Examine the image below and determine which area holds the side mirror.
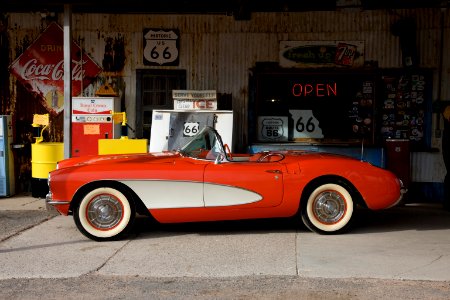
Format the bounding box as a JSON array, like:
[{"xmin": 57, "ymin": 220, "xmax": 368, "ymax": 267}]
[{"xmin": 214, "ymin": 153, "xmax": 225, "ymax": 164}]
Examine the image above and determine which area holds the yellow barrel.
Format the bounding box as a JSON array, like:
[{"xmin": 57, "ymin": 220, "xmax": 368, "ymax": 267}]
[{"xmin": 31, "ymin": 142, "xmax": 64, "ymax": 179}]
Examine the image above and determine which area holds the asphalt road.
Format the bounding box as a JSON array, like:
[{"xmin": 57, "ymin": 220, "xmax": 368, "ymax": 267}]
[{"xmin": 1, "ymin": 196, "xmax": 450, "ymax": 299}]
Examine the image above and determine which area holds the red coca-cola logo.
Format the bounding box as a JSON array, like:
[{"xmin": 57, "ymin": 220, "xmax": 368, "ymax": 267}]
[
  {"xmin": 21, "ymin": 59, "xmax": 86, "ymax": 81},
  {"xmin": 10, "ymin": 22, "xmax": 102, "ymax": 115}
]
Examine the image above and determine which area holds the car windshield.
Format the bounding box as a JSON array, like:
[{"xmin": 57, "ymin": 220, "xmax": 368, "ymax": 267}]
[{"xmin": 179, "ymin": 126, "xmax": 226, "ymax": 160}]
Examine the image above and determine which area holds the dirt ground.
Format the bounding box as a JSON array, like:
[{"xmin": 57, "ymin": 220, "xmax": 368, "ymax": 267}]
[{"xmin": 0, "ymin": 275, "xmax": 449, "ymax": 300}]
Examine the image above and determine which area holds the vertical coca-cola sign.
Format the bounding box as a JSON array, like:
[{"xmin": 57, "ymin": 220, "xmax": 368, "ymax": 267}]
[{"xmin": 10, "ymin": 22, "xmax": 102, "ymax": 115}]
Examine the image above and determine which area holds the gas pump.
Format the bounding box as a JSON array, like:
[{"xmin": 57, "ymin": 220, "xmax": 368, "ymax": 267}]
[{"xmin": 71, "ymin": 97, "xmax": 120, "ymax": 157}]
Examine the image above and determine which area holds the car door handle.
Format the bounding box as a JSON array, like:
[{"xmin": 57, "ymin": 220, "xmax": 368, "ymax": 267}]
[{"xmin": 265, "ymin": 169, "xmax": 282, "ymax": 174}]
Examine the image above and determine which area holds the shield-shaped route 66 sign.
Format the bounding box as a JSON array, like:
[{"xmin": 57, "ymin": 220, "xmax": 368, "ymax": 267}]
[
  {"xmin": 257, "ymin": 116, "xmax": 289, "ymax": 141},
  {"xmin": 143, "ymin": 29, "xmax": 180, "ymax": 66}
]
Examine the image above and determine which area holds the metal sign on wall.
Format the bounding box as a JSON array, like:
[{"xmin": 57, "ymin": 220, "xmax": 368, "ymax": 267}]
[
  {"xmin": 279, "ymin": 41, "xmax": 365, "ymax": 68},
  {"xmin": 172, "ymin": 90, "xmax": 217, "ymax": 110},
  {"xmin": 9, "ymin": 22, "xmax": 102, "ymax": 115},
  {"xmin": 257, "ymin": 116, "xmax": 289, "ymax": 142},
  {"xmin": 143, "ymin": 28, "xmax": 180, "ymax": 66}
]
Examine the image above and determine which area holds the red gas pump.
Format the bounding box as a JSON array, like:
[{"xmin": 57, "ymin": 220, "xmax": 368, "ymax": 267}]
[{"xmin": 71, "ymin": 97, "xmax": 120, "ymax": 157}]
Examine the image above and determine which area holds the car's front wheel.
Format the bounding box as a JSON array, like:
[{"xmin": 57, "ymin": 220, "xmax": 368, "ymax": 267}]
[
  {"xmin": 74, "ymin": 187, "xmax": 135, "ymax": 241},
  {"xmin": 301, "ymin": 182, "xmax": 354, "ymax": 234}
]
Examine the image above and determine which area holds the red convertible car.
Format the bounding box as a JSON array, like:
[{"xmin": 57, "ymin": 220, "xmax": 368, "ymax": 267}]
[{"xmin": 47, "ymin": 126, "xmax": 405, "ymax": 241}]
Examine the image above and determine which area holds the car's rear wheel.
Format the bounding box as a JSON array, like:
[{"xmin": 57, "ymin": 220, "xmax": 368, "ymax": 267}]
[
  {"xmin": 74, "ymin": 187, "xmax": 135, "ymax": 241},
  {"xmin": 301, "ymin": 182, "xmax": 354, "ymax": 234}
]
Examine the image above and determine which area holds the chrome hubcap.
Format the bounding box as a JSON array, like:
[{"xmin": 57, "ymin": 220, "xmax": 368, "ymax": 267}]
[
  {"xmin": 87, "ymin": 194, "xmax": 123, "ymax": 229},
  {"xmin": 313, "ymin": 191, "xmax": 346, "ymax": 224}
]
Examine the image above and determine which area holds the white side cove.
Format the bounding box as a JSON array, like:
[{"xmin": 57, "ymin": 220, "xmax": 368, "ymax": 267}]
[
  {"xmin": 119, "ymin": 180, "xmax": 262, "ymax": 209},
  {"xmin": 203, "ymin": 183, "xmax": 262, "ymax": 207}
]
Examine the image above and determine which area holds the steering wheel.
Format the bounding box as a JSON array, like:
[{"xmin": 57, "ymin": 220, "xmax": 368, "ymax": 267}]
[
  {"xmin": 224, "ymin": 144, "xmax": 233, "ymax": 160},
  {"xmin": 257, "ymin": 153, "xmax": 271, "ymax": 162},
  {"xmin": 257, "ymin": 153, "xmax": 284, "ymax": 162}
]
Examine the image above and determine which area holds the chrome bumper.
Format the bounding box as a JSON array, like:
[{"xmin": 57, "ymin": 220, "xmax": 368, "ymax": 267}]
[
  {"xmin": 387, "ymin": 180, "xmax": 408, "ymax": 208},
  {"xmin": 45, "ymin": 192, "xmax": 70, "ymax": 206}
]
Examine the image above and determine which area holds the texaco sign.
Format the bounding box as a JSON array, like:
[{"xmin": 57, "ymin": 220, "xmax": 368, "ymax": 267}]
[
  {"xmin": 10, "ymin": 22, "xmax": 102, "ymax": 115},
  {"xmin": 143, "ymin": 28, "xmax": 180, "ymax": 66}
]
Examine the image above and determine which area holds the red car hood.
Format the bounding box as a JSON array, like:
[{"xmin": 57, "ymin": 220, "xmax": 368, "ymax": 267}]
[{"xmin": 56, "ymin": 151, "xmax": 180, "ymax": 169}]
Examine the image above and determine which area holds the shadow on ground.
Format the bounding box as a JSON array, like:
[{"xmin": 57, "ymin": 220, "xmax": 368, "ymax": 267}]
[{"xmin": 128, "ymin": 203, "xmax": 450, "ymax": 240}]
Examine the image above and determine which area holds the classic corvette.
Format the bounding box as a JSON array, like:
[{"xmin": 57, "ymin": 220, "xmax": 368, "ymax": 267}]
[{"xmin": 46, "ymin": 126, "xmax": 406, "ymax": 241}]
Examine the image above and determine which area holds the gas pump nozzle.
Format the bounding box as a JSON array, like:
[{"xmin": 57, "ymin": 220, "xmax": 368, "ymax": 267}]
[
  {"xmin": 112, "ymin": 111, "xmax": 129, "ymax": 139},
  {"xmin": 31, "ymin": 114, "xmax": 50, "ymax": 144}
]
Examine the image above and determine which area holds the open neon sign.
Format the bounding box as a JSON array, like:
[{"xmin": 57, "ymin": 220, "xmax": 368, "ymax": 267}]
[{"xmin": 292, "ymin": 82, "xmax": 337, "ymax": 97}]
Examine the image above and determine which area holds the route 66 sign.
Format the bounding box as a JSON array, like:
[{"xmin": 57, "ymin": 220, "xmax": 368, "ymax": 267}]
[
  {"xmin": 183, "ymin": 122, "xmax": 200, "ymax": 137},
  {"xmin": 143, "ymin": 29, "xmax": 180, "ymax": 66},
  {"xmin": 257, "ymin": 116, "xmax": 288, "ymax": 141}
]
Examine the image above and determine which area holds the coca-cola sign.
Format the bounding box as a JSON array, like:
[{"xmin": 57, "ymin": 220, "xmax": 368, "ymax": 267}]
[{"xmin": 10, "ymin": 22, "xmax": 102, "ymax": 115}]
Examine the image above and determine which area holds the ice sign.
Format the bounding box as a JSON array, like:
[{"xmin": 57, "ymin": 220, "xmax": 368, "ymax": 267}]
[{"xmin": 143, "ymin": 29, "xmax": 180, "ymax": 66}]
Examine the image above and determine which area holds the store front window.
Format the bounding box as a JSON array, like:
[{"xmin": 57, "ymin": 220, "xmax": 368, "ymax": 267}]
[
  {"xmin": 251, "ymin": 70, "xmax": 377, "ymax": 145},
  {"xmin": 249, "ymin": 68, "xmax": 432, "ymax": 151}
]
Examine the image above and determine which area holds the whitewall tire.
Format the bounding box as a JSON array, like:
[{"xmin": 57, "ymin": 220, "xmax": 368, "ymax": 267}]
[
  {"xmin": 74, "ymin": 187, "xmax": 135, "ymax": 241},
  {"xmin": 301, "ymin": 182, "xmax": 354, "ymax": 234}
]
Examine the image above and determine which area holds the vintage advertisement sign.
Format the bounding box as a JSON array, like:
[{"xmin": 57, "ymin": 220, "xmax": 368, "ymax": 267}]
[
  {"xmin": 9, "ymin": 22, "xmax": 102, "ymax": 115},
  {"xmin": 172, "ymin": 90, "xmax": 217, "ymax": 110},
  {"xmin": 279, "ymin": 41, "xmax": 364, "ymax": 68},
  {"xmin": 72, "ymin": 97, "xmax": 114, "ymax": 115},
  {"xmin": 143, "ymin": 28, "xmax": 180, "ymax": 66},
  {"xmin": 289, "ymin": 110, "xmax": 324, "ymax": 139},
  {"xmin": 257, "ymin": 116, "xmax": 289, "ymax": 142}
]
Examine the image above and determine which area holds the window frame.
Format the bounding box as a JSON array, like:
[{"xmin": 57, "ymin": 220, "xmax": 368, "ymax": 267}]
[{"xmin": 136, "ymin": 69, "xmax": 186, "ymax": 138}]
